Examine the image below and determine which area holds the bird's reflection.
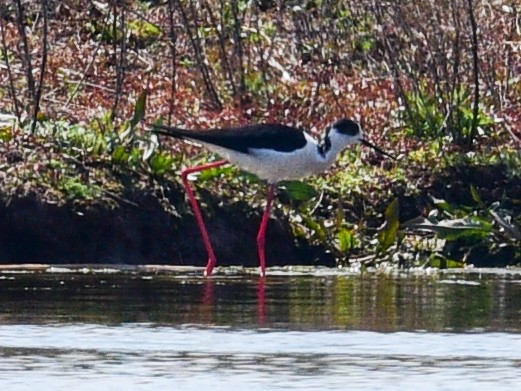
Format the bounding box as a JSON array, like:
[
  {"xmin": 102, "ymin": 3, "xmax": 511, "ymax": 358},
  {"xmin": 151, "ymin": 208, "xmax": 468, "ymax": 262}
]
[
  {"xmin": 257, "ymin": 276, "xmax": 266, "ymax": 325},
  {"xmin": 201, "ymin": 276, "xmax": 267, "ymax": 326}
]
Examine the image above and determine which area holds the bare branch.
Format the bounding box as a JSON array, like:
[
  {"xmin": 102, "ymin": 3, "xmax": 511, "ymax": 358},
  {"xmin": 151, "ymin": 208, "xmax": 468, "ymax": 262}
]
[
  {"xmin": 167, "ymin": 0, "xmax": 178, "ymax": 124},
  {"xmin": 110, "ymin": 3, "xmax": 127, "ymax": 120},
  {"xmin": 174, "ymin": 0, "xmax": 222, "ymax": 110},
  {"xmin": 203, "ymin": 0, "xmax": 237, "ymax": 98},
  {"xmin": 466, "ymin": 0, "xmax": 480, "ymax": 146},
  {"xmin": 13, "ymin": 0, "xmax": 36, "ymax": 122},
  {"xmin": 30, "ymin": 0, "xmax": 49, "ymax": 134},
  {"xmin": 0, "ymin": 4, "xmax": 22, "ymax": 122},
  {"xmin": 230, "ymin": 1, "xmax": 246, "ymax": 103}
]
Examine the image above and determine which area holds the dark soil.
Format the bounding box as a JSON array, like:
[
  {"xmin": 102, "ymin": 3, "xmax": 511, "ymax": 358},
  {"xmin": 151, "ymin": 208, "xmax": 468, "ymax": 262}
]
[
  {"xmin": 0, "ymin": 163, "xmax": 519, "ymax": 269},
  {"xmin": 0, "ymin": 187, "xmax": 335, "ymax": 268}
]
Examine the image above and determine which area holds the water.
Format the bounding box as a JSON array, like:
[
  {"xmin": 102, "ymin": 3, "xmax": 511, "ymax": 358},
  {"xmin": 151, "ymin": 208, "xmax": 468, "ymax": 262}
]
[{"xmin": 0, "ymin": 265, "xmax": 521, "ymax": 390}]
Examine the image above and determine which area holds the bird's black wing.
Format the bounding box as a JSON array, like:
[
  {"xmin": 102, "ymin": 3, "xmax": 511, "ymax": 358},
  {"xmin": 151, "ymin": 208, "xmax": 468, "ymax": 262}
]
[{"xmin": 152, "ymin": 123, "xmax": 308, "ymax": 153}]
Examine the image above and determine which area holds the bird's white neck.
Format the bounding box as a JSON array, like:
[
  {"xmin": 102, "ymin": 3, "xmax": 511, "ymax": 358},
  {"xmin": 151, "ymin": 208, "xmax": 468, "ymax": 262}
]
[{"xmin": 316, "ymin": 129, "xmax": 355, "ymax": 166}]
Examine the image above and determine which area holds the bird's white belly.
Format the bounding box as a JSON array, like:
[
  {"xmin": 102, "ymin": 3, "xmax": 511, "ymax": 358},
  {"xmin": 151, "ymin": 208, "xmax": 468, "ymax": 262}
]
[{"xmin": 203, "ymin": 143, "xmax": 330, "ymax": 184}]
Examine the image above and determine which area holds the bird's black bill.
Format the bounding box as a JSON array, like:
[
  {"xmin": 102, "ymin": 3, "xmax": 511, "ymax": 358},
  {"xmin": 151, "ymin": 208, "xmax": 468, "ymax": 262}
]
[{"xmin": 361, "ymin": 139, "xmax": 396, "ymax": 160}]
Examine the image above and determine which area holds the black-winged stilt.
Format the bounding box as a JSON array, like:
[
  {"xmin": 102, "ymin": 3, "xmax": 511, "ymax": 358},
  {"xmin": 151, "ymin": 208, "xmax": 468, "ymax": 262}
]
[{"xmin": 152, "ymin": 118, "xmax": 394, "ymax": 277}]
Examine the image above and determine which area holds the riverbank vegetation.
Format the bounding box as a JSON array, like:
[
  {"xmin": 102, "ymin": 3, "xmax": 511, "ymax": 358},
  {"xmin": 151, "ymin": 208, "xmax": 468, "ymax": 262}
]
[{"xmin": 0, "ymin": 1, "xmax": 520, "ymax": 268}]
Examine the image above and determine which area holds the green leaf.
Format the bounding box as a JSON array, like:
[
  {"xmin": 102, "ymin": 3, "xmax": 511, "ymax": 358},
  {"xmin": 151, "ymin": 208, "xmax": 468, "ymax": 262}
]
[
  {"xmin": 470, "ymin": 185, "xmax": 485, "ymax": 208},
  {"xmin": 338, "ymin": 228, "xmax": 354, "ymax": 253},
  {"xmin": 378, "ymin": 198, "xmax": 400, "ymax": 251},
  {"xmin": 148, "ymin": 152, "xmax": 174, "ymax": 176},
  {"xmin": 431, "ymin": 196, "xmax": 454, "ymax": 214},
  {"xmin": 403, "ymin": 216, "xmax": 493, "ymax": 241},
  {"xmin": 489, "ymin": 210, "xmax": 521, "ymax": 240},
  {"xmin": 129, "ymin": 20, "xmax": 161, "ymax": 41},
  {"xmin": 303, "ymin": 216, "xmax": 327, "ymax": 241},
  {"xmin": 198, "ymin": 166, "xmax": 236, "ymax": 181},
  {"xmin": 428, "ymin": 254, "xmax": 464, "ymax": 268},
  {"xmin": 130, "ymin": 90, "xmax": 147, "ymax": 129},
  {"xmin": 335, "ymin": 200, "xmax": 345, "ymax": 230},
  {"xmin": 280, "ymin": 181, "xmax": 318, "ymax": 202},
  {"xmin": 112, "ymin": 145, "xmax": 130, "ymax": 163},
  {"xmin": 0, "ymin": 127, "xmax": 14, "ymax": 142}
]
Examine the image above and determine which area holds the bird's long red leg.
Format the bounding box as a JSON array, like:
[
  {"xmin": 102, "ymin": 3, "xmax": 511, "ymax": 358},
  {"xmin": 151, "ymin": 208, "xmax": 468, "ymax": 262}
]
[
  {"xmin": 257, "ymin": 184, "xmax": 276, "ymax": 277},
  {"xmin": 181, "ymin": 159, "xmax": 228, "ymax": 277}
]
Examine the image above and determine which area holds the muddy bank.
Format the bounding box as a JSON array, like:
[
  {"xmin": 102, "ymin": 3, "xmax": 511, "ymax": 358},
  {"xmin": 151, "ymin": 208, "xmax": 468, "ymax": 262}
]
[
  {"xmin": 0, "ymin": 188, "xmax": 335, "ymax": 268},
  {"xmin": 0, "ymin": 161, "xmax": 519, "ymax": 269}
]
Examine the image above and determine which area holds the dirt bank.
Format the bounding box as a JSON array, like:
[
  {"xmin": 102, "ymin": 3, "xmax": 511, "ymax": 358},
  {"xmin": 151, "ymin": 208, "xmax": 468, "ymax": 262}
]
[{"xmin": 0, "ymin": 188, "xmax": 335, "ymax": 268}]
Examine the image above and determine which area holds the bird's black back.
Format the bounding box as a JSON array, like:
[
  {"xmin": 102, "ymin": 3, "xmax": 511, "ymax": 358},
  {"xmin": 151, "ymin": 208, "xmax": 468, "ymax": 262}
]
[{"xmin": 152, "ymin": 123, "xmax": 308, "ymax": 153}]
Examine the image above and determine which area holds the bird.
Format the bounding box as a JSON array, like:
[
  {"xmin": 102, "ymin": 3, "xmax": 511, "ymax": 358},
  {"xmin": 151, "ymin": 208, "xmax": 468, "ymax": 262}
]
[{"xmin": 151, "ymin": 118, "xmax": 395, "ymax": 277}]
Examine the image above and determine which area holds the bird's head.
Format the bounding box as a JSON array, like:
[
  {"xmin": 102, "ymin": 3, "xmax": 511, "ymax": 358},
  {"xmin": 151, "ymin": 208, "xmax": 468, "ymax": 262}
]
[
  {"xmin": 328, "ymin": 118, "xmax": 395, "ymax": 160},
  {"xmin": 329, "ymin": 118, "xmax": 363, "ymax": 144}
]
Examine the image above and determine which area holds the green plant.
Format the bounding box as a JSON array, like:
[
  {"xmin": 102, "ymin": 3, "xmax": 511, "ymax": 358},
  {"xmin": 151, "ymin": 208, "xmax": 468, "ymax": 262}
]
[
  {"xmin": 58, "ymin": 176, "xmax": 103, "ymax": 200},
  {"xmin": 128, "ymin": 20, "xmax": 161, "ymax": 46},
  {"xmin": 148, "ymin": 152, "xmax": 175, "ymax": 176},
  {"xmin": 403, "ymin": 186, "xmax": 521, "ymax": 264},
  {"xmin": 402, "ymin": 84, "xmax": 495, "ymax": 144},
  {"xmin": 378, "ymin": 198, "xmax": 400, "ymax": 252}
]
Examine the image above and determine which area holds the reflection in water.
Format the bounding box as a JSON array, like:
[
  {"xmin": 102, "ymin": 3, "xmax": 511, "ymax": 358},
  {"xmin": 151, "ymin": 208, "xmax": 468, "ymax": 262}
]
[
  {"xmin": 1, "ymin": 267, "xmax": 521, "ymax": 391},
  {"xmin": 201, "ymin": 276, "xmax": 267, "ymax": 325},
  {"xmin": 1, "ymin": 325, "xmax": 520, "ymax": 391},
  {"xmin": 0, "ymin": 267, "xmax": 520, "ymax": 331}
]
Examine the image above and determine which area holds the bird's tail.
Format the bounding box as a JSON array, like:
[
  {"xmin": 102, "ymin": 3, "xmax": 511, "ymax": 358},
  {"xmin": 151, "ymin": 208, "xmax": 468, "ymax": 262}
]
[{"xmin": 148, "ymin": 123, "xmax": 190, "ymax": 140}]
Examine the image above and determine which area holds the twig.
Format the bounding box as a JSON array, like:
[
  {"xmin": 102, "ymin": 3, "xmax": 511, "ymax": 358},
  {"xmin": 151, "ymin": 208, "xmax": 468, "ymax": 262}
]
[
  {"xmin": 102, "ymin": 189, "xmax": 139, "ymax": 208},
  {"xmin": 14, "ymin": 0, "xmax": 36, "ymax": 126},
  {"xmin": 230, "ymin": 1, "xmax": 246, "ymax": 104},
  {"xmin": 175, "ymin": 0, "xmax": 222, "ymax": 110},
  {"xmin": 0, "ymin": 4, "xmax": 22, "ymax": 122},
  {"xmin": 204, "ymin": 0, "xmax": 237, "ymax": 98},
  {"xmin": 63, "ymin": 16, "xmax": 107, "ymax": 109},
  {"xmin": 253, "ymin": 5, "xmax": 271, "ymax": 109},
  {"xmin": 502, "ymin": 2, "xmax": 518, "ymax": 108},
  {"xmin": 448, "ymin": 0, "xmax": 462, "ymax": 140},
  {"xmin": 30, "ymin": 0, "xmax": 48, "ymax": 134},
  {"xmin": 501, "ymin": 121, "xmax": 521, "ymax": 145},
  {"xmin": 466, "ymin": 0, "xmax": 480, "ymax": 147},
  {"xmin": 110, "ymin": 3, "xmax": 127, "ymax": 120},
  {"xmin": 167, "ymin": 0, "xmax": 178, "ymax": 124},
  {"xmin": 309, "ymin": 189, "xmax": 324, "ymax": 215},
  {"xmin": 371, "ymin": 2, "xmax": 415, "ymax": 128}
]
